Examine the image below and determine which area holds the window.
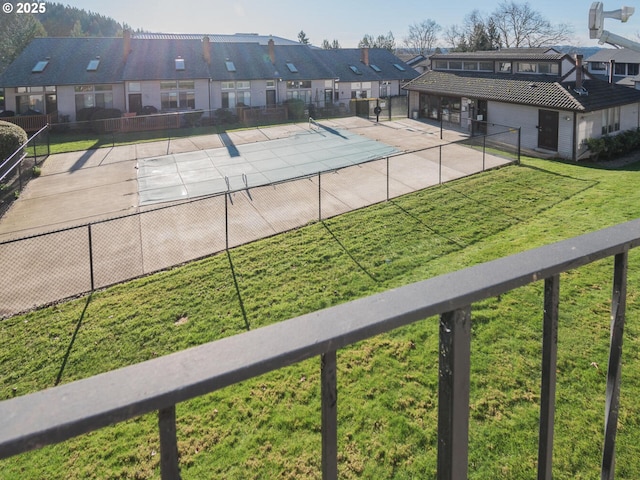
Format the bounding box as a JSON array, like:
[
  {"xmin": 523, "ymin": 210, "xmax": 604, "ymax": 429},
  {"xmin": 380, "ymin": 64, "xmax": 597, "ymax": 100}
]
[
  {"xmin": 464, "ymin": 62, "xmax": 478, "ymax": 71},
  {"xmin": 518, "ymin": 62, "xmax": 536, "ymax": 73},
  {"xmin": 32, "ymin": 60, "xmax": 49, "ymax": 73},
  {"xmin": 538, "ymin": 63, "xmax": 559, "ymax": 75},
  {"xmin": 602, "ymin": 107, "xmax": 620, "ymax": 134},
  {"xmin": 221, "ymin": 81, "xmax": 251, "ymax": 108},
  {"xmin": 286, "ymin": 62, "xmax": 298, "ymax": 73},
  {"xmin": 393, "ymin": 63, "xmax": 406, "ymax": 71},
  {"xmin": 516, "ymin": 62, "xmax": 559, "ymax": 75},
  {"xmin": 434, "ymin": 60, "xmax": 448, "ymax": 70},
  {"xmin": 498, "ymin": 62, "xmax": 512, "ymax": 73},
  {"xmin": 349, "ymin": 65, "xmax": 362, "ymax": 75},
  {"xmin": 75, "ymin": 85, "xmax": 113, "ymax": 114},
  {"xmin": 449, "ymin": 61, "xmax": 462, "ymax": 70},
  {"xmin": 225, "ymin": 61, "xmax": 236, "ymax": 72},
  {"xmin": 87, "ymin": 59, "xmax": 100, "ymax": 71},
  {"xmin": 614, "ymin": 63, "xmax": 626, "ymax": 75},
  {"xmin": 479, "ymin": 62, "xmax": 493, "ymax": 71},
  {"xmin": 628, "ymin": 64, "xmax": 639, "ymax": 76},
  {"xmin": 350, "ymin": 81, "xmax": 371, "ymax": 99},
  {"xmin": 591, "ymin": 61, "xmax": 607, "ymax": 71},
  {"xmin": 370, "ymin": 64, "xmax": 381, "ymax": 72},
  {"xmin": 160, "ymin": 81, "xmax": 195, "ymax": 110},
  {"xmin": 287, "ymin": 80, "xmax": 311, "ymax": 89},
  {"xmin": 128, "ymin": 82, "xmax": 141, "ymax": 93},
  {"xmin": 15, "ymin": 85, "xmax": 56, "ymax": 114},
  {"xmin": 286, "ymin": 79, "xmax": 311, "ymax": 102},
  {"xmin": 175, "ymin": 58, "xmax": 185, "ymax": 71}
]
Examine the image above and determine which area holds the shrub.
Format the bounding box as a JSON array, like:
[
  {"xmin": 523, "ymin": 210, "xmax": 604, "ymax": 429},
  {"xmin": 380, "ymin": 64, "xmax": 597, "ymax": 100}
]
[
  {"xmin": 90, "ymin": 108, "xmax": 122, "ymax": 134},
  {"xmin": 0, "ymin": 120, "xmax": 28, "ymax": 162},
  {"xmin": 213, "ymin": 108, "xmax": 238, "ymax": 126},
  {"xmin": 283, "ymin": 98, "xmax": 306, "ymax": 120},
  {"xmin": 586, "ymin": 128, "xmax": 640, "ymax": 161}
]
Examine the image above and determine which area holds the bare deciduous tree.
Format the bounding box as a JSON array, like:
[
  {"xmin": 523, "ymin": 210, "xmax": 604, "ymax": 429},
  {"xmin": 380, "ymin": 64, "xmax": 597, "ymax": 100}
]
[
  {"xmin": 491, "ymin": 1, "xmax": 573, "ymax": 47},
  {"xmin": 321, "ymin": 39, "xmax": 341, "ymax": 50},
  {"xmin": 358, "ymin": 32, "xmax": 396, "ymax": 52},
  {"xmin": 404, "ymin": 19, "xmax": 441, "ymax": 56}
]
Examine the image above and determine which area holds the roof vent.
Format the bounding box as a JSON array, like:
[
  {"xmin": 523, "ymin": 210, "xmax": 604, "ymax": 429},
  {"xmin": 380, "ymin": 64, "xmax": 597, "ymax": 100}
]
[{"xmin": 573, "ymin": 86, "xmax": 589, "ymax": 96}]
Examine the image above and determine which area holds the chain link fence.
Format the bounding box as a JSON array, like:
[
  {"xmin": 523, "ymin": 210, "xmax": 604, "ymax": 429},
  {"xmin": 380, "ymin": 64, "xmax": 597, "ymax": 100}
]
[{"xmin": 0, "ymin": 125, "xmax": 520, "ymax": 318}]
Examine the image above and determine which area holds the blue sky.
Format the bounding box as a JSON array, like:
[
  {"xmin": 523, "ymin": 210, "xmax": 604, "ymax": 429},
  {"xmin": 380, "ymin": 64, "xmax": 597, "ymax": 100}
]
[{"xmin": 46, "ymin": 0, "xmax": 639, "ymax": 47}]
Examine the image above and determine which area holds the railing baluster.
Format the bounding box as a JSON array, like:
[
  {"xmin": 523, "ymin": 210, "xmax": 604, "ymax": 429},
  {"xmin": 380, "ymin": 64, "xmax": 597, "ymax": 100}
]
[
  {"xmin": 321, "ymin": 350, "xmax": 338, "ymax": 480},
  {"xmin": 437, "ymin": 306, "xmax": 471, "ymax": 480},
  {"xmin": 602, "ymin": 251, "xmax": 628, "ymax": 480},
  {"xmin": 538, "ymin": 274, "xmax": 560, "ymax": 480},
  {"xmin": 159, "ymin": 405, "xmax": 181, "ymax": 480}
]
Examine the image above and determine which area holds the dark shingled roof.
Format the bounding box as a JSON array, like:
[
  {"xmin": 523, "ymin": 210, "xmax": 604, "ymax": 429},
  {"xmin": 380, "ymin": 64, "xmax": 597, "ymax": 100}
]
[
  {"xmin": 315, "ymin": 49, "xmax": 419, "ymax": 82},
  {"xmin": 123, "ymin": 39, "xmax": 211, "ymax": 81},
  {"xmin": 0, "ymin": 37, "xmax": 125, "ymax": 87},
  {"xmin": 0, "ymin": 37, "xmax": 423, "ymax": 88},
  {"xmin": 403, "ymin": 70, "xmax": 640, "ymax": 112}
]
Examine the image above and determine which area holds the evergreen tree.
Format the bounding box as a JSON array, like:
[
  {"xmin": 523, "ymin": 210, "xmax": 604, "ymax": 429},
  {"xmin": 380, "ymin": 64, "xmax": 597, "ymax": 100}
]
[{"xmin": 298, "ymin": 30, "xmax": 310, "ymax": 45}]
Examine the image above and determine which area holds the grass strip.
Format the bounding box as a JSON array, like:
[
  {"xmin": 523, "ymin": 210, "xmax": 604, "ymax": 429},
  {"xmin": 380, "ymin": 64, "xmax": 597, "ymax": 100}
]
[{"xmin": 1, "ymin": 157, "xmax": 639, "ymax": 478}]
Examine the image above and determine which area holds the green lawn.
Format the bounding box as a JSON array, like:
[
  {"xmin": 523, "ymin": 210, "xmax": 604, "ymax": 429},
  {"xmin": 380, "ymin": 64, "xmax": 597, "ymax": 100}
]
[{"xmin": 1, "ymin": 156, "xmax": 640, "ymax": 478}]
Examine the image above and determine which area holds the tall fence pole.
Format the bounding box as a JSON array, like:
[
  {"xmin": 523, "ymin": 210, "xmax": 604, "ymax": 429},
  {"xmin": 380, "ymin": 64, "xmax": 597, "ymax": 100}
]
[
  {"xmin": 225, "ymin": 193, "xmax": 229, "ymax": 251},
  {"xmin": 318, "ymin": 172, "xmax": 322, "ymax": 222},
  {"xmin": 482, "ymin": 135, "xmax": 486, "ymax": 171},
  {"xmin": 88, "ymin": 224, "xmax": 95, "ymax": 292},
  {"xmin": 439, "ymin": 145, "xmax": 442, "ymax": 185},
  {"xmin": 386, "ymin": 157, "xmax": 389, "ymax": 201},
  {"xmin": 518, "ymin": 127, "xmax": 522, "ymax": 165}
]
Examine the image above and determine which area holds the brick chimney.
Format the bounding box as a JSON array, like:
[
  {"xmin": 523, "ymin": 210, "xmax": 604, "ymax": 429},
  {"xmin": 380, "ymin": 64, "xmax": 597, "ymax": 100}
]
[
  {"xmin": 575, "ymin": 54, "xmax": 583, "ymax": 89},
  {"xmin": 268, "ymin": 38, "xmax": 275, "ymax": 64},
  {"xmin": 361, "ymin": 47, "xmax": 369, "ymax": 66},
  {"xmin": 123, "ymin": 29, "xmax": 131, "ymax": 61},
  {"xmin": 202, "ymin": 36, "xmax": 211, "ymax": 64}
]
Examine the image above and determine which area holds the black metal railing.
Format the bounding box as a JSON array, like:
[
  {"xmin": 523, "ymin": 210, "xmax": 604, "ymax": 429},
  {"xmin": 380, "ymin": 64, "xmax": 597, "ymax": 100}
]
[
  {"xmin": 0, "ymin": 218, "xmax": 638, "ymax": 479},
  {"xmin": 0, "ymin": 124, "xmax": 50, "ymax": 217}
]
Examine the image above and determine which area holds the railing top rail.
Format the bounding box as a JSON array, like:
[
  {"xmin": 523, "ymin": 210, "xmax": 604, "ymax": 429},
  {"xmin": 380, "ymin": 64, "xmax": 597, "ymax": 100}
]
[{"xmin": 1, "ymin": 218, "xmax": 639, "ymax": 460}]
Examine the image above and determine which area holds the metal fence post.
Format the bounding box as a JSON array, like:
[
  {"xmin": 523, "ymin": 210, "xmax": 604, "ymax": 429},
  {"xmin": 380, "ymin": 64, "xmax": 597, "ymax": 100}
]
[
  {"xmin": 225, "ymin": 193, "xmax": 229, "ymax": 251},
  {"xmin": 517, "ymin": 127, "xmax": 522, "ymax": 165},
  {"xmin": 538, "ymin": 275, "xmax": 559, "ymax": 480},
  {"xmin": 88, "ymin": 224, "xmax": 95, "ymax": 292},
  {"xmin": 321, "ymin": 351, "xmax": 338, "ymax": 480},
  {"xmin": 318, "ymin": 172, "xmax": 322, "ymax": 222},
  {"xmin": 602, "ymin": 251, "xmax": 628, "ymax": 480},
  {"xmin": 439, "ymin": 145, "xmax": 442, "ymax": 185},
  {"xmin": 159, "ymin": 406, "xmax": 181, "ymax": 480},
  {"xmin": 386, "ymin": 156, "xmax": 389, "ymax": 201},
  {"xmin": 482, "ymin": 135, "xmax": 486, "ymax": 171},
  {"xmin": 437, "ymin": 306, "xmax": 471, "ymax": 480}
]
